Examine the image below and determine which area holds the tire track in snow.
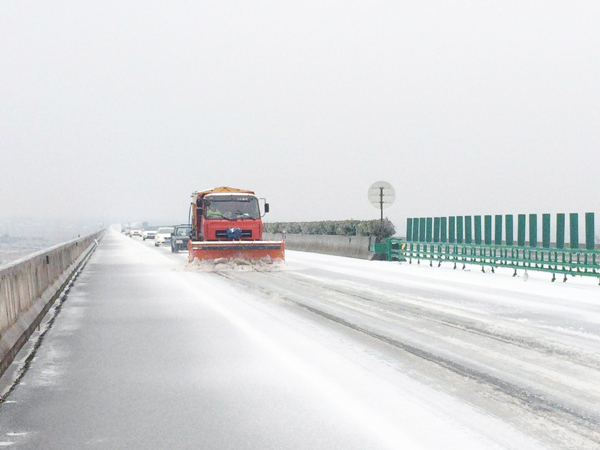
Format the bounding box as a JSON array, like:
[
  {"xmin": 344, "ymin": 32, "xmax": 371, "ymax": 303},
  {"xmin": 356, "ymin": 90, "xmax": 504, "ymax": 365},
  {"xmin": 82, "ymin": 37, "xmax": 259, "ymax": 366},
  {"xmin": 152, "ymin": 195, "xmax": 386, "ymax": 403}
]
[
  {"xmin": 215, "ymin": 271, "xmax": 600, "ymax": 445},
  {"xmin": 269, "ymin": 272, "xmax": 600, "ymax": 371}
]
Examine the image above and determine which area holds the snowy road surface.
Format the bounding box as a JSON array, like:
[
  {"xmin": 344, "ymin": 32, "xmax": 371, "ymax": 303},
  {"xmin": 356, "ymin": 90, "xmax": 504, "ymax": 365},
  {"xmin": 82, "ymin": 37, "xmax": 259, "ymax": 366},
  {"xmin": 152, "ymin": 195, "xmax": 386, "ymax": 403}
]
[{"xmin": 0, "ymin": 230, "xmax": 599, "ymax": 449}]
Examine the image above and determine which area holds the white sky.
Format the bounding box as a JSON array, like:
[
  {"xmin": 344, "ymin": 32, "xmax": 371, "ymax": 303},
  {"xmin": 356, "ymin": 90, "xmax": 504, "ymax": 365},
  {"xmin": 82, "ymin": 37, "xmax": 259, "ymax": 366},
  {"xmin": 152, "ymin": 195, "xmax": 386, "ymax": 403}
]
[{"xmin": 1, "ymin": 1, "xmax": 599, "ymax": 233}]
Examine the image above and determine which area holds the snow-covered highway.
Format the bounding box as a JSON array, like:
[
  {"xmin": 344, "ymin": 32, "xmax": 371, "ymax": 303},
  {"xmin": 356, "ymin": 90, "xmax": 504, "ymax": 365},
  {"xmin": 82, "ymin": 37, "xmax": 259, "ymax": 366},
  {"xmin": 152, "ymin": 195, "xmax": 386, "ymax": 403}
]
[{"xmin": 0, "ymin": 230, "xmax": 598, "ymax": 449}]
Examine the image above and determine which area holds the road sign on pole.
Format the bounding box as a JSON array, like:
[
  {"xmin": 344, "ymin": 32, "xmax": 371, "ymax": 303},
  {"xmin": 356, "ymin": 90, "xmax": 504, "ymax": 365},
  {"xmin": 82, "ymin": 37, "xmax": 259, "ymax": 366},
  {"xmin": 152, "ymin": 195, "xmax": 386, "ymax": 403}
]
[{"xmin": 368, "ymin": 181, "xmax": 395, "ymax": 221}]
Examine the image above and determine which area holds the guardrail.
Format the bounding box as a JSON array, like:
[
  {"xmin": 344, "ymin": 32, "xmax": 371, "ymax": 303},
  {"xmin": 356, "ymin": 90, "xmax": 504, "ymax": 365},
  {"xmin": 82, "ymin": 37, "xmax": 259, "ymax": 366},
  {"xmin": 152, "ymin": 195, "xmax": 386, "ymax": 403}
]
[
  {"xmin": 0, "ymin": 231, "xmax": 103, "ymax": 376},
  {"xmin": 371, "ymin": 212, "xmax": 600, "ymax": 283}
]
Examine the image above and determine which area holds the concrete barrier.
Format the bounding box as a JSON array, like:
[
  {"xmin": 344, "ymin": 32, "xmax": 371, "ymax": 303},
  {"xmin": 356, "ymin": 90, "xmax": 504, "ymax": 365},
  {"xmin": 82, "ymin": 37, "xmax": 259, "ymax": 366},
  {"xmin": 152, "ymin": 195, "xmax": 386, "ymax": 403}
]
[
  {"xmin": 0, "ymin": 232, "xmax": 103, "ymax": 377},
  {"xmin": 264, "ymin": 233, "xmax": 376, "ymax": 260}
]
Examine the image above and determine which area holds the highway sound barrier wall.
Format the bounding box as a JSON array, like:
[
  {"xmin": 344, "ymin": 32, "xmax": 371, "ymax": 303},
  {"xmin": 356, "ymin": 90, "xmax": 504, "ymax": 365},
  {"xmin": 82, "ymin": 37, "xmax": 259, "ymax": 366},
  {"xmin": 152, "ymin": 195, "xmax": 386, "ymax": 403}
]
[
  {"xmin": 0, "ymin": 232, "xmax": 103, "ymax": 377},
  {"xmin": 405, "ymin": 212, "xmax": 597, "ymax": 250},
  {"xmin": 378, "ymin": 212, "xmax": 599, "ymax": 281}
]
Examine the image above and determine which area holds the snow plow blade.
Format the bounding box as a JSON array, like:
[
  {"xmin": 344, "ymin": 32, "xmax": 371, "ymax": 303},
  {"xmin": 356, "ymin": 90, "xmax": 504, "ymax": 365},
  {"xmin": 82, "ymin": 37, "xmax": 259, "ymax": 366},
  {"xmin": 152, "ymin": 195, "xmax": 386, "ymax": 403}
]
[{"xmin": 188, "ymin": 240, "xmax": 285, "ymax": 263}]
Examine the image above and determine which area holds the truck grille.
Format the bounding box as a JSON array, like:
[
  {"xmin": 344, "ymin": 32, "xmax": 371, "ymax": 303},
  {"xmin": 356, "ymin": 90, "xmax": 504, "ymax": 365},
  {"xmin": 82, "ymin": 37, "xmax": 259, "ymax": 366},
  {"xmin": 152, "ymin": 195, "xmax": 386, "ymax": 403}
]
[{"xmin": 215, "ymin": 229, "xmax": 253, "ymax": 239}]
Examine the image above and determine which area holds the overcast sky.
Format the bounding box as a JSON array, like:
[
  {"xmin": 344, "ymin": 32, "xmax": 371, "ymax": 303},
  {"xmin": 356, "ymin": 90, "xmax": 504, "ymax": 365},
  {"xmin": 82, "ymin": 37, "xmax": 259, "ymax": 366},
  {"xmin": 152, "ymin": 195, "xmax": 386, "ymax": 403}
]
[{"xmin": 1, "ymin": 1, "xmax": 598, "ymax": 233}]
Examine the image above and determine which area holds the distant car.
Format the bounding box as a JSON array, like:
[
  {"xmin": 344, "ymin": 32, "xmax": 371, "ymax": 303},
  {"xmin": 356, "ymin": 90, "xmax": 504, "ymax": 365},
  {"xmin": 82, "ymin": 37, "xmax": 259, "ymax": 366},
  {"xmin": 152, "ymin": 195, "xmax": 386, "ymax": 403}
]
[
  {"xmin": 124, "ymin": 228, "xmax": 132, "ymax": 236},
  {"xmin": 142, "ymin": 228, "xmax": 157, "ymax": 240},
  {"xmin": 155, "ymin": 227, "xmax": 175, "ymax": 246},
  {"xmin": 171, "ymin": 225, "xmax": 191, "ymax": 253},
  {"xmin": 131, "ymin": 228, "xmax": 142, "ymax": 237}
]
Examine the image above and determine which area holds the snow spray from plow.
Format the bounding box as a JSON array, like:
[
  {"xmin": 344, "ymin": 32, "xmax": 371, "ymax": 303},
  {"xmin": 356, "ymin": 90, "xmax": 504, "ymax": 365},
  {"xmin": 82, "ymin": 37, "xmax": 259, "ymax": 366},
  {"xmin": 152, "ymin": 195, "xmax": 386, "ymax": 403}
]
[{"xmin": 185, "ymin": 256, "xmax": 285, "ymax": 272}]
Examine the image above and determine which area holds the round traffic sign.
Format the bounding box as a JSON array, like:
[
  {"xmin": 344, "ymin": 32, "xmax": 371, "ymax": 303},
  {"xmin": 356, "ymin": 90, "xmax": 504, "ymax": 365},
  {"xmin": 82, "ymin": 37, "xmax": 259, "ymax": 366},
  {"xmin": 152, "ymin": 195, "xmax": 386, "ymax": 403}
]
[{"xmin": 368, "ymin": 181, "xmax": 395, "ymax": 209}]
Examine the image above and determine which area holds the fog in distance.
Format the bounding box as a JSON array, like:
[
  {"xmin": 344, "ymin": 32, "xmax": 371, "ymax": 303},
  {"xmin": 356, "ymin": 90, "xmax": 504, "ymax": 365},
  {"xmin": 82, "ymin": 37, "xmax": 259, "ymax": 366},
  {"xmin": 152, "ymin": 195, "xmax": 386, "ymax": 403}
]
[{"xmin": 1, "ymin": 1, "xmax": 599, "ymax": 237}]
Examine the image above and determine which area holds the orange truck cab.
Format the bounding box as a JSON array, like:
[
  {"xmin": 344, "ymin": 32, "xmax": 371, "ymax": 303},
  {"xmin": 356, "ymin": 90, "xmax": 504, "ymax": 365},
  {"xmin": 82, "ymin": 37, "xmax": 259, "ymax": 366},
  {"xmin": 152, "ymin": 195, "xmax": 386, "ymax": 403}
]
[{"xmin": 188, "ymin": 187, "xmax": 284, "ymax": 262}]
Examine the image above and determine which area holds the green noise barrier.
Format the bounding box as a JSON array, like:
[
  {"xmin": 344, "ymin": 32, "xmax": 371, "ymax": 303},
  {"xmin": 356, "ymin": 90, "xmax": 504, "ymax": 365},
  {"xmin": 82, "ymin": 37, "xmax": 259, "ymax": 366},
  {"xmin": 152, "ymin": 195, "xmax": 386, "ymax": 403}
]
[{"xmin": 373, "ymin": 212, "xmax": 599, "ymax": 283}]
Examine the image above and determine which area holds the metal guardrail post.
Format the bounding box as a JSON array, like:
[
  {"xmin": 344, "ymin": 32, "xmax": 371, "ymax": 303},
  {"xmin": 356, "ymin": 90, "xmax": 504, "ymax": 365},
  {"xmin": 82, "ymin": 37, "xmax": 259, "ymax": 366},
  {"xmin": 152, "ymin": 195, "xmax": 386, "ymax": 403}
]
[
  {"xmin": 413, "ymin": 218, "xmax": 419, "ymax": 242},
  {"xmin": 518, "ymin": 215, "xmax": 526, "ymax": 247},
  {"xmin": 465, "ymin": 216, "xmax": 472, "ymax": 244},
  {"xmin": 529, "ymin": 214, "xmax": 538, "ymax": 248},
  {"xmin": 457, "ymin": 216, "xmax": 464, "ymax": 244},
  {"xmin": 506, "ymin": 215, "xmax": 514, "ymax": 246},
  {"xmin": 570, "ymin": 213, "xmax": 579, "ymax": 249},
  {"xmin": 484, "ymin": 215, "xmax": 492, "ymax": 245},
  {"xmin": 426, "ymin": 218, "xmax": 433, "ymax": 243},
  {"xmin": 449, "ymin": 217, "xmax": 456, "ymax": 244},
  {"xmin": 556, "ymin": 214, "xmax": 565, "ymax": 249},
  {"xmin": 543, "ymin": 214, "xmax": 551, "ymax": 248},
  {"xmin": 494, "ymin": 215, "xmax": 502, "ymax": 246},
  {"xmin": 474, "ymin": 216, "xmax": 482, "ymax": 245},
  {"xmin": 586, "ymin": 212, "xmax": 595, "ymax": 250},
  {"xmin": 440, "ymin": 217, "xmax": 448, "ymax": 243}
]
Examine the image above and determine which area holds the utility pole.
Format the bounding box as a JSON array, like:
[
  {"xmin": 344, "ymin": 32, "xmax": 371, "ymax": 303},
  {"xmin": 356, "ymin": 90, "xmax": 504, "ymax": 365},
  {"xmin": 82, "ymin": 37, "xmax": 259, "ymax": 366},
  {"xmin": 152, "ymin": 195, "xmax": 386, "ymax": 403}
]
[
  {"xmin": 369, "ymin": 181, "xmax": 395, "ymax": 243},
  {"xmin": 380, "ymin": 187, "xmax": 384, "ymax": 222}
]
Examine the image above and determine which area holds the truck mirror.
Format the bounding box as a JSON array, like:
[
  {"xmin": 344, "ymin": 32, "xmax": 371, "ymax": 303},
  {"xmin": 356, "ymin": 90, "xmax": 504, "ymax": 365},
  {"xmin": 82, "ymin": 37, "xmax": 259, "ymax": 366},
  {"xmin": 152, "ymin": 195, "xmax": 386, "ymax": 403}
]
[{"xmin": 265, "ymin": 203, "xmax": 270, "ymax": 213}]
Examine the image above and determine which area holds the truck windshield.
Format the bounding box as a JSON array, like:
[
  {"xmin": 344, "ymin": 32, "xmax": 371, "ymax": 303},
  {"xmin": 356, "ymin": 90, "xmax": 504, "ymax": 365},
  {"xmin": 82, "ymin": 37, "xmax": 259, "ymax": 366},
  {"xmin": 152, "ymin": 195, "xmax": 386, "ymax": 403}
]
[{"xmin": 205, "ymin": 196, "xmax": 260, "ymax": 220}]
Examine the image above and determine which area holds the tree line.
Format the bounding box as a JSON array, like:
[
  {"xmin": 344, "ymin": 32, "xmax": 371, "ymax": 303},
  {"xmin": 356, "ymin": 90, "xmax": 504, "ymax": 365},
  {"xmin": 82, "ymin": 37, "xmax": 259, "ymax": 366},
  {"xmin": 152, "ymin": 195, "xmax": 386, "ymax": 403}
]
[{"xmin": 264, "ymin": 219, "xmax": 395, "ymax": 239}]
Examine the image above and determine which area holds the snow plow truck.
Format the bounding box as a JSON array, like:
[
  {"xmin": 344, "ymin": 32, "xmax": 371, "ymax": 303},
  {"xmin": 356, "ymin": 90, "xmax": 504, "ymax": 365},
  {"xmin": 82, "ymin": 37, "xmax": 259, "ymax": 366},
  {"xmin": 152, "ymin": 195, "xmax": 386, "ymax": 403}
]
[{"xmin": 188, "ymin": 187, "xmax": 285, "ymax": 262}]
